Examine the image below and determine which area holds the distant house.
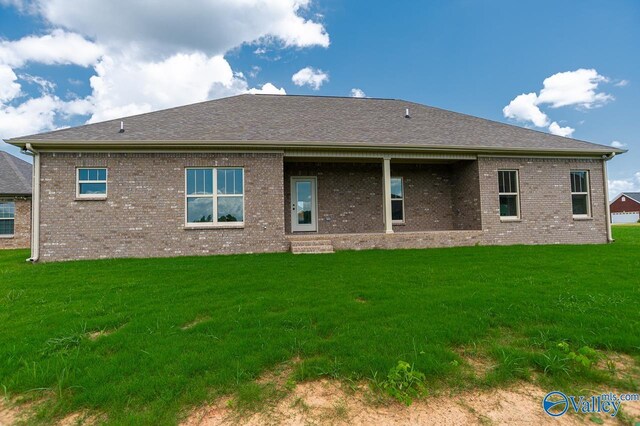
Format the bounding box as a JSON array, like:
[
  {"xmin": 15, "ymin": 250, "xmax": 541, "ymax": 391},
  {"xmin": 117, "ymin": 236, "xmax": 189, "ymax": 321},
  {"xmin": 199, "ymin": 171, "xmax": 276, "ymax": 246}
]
[
  {"xmin": 6, "ymin": 94, "xmax": 625, "ymax": 262},
  {"xmin": 0, "ymin": 151, "xmax": 32, "ymax": 249},
  {"xmin": 610, "ymin": 192, "xmax": 640, "ymax": 224}
]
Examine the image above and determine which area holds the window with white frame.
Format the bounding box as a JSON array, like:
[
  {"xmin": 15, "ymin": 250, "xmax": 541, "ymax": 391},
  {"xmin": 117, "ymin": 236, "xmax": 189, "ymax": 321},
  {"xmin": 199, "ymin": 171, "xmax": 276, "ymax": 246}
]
[
  {"xmin": 390, "ymin": 177, "xmax": 404, "ymax": 223},
  {"xmin": 570, "ymin": 170, "xmax": 591, "ymax": 217},
  {"xmin": 185, "ymin": 168, "xmax": 244, "ymax": 225},
  {"xmin": 77, "ymin": 168, "xmax": 107, "ymax": 198},
  {"xmin": 498, "ymin": 170, "xmax": 519, "ymax": 219},
  {"xmin": 0, "ymin": 201, "xmax": 15, "ymax": 236}
]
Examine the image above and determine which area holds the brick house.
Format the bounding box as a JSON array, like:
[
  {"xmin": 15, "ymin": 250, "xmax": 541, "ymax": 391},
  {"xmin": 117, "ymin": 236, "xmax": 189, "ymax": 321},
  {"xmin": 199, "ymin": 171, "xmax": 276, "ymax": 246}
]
[
  {"xmin": 0, "ymin": 151, "xmax": 32, "ymax": 249},
  {"xmin": 610, "ymin": 192, "xmax": 640, "ymax": 224},
  {"xmin": 6, "ymin": 94, "xmax": 624, "ymax": 262}
]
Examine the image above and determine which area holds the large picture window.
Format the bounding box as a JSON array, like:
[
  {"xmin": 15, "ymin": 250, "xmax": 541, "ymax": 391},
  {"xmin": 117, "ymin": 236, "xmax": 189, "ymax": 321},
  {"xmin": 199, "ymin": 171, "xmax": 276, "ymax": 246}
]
[
  {"xmin": 0, "ymin": 201, "xmax": 15, "ymax": 236},
  {"xmin": 77, "ymin": 168, "xmax": 107, "ymax": 198},
  {"xmin": 570, "ymin": 171, "xmax": 591, "ymax": 217},
  {"xmin": 186, "ymin": 168, "xmax": 244, "ymax": 226},
  {"xmin": 498, "ymin": 170, "xmax": 519, "ymax": 219},
  {"xmin": 391, "ymin": 177, "xmax": 404, "ymax": 223}
]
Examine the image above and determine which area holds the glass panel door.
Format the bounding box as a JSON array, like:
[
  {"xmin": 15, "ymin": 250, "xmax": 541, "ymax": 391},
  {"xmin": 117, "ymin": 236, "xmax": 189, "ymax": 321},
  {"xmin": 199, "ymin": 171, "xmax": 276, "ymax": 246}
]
[{"xmin": 291, "ymin": 177, "xmax": 317, "ymax": 232}]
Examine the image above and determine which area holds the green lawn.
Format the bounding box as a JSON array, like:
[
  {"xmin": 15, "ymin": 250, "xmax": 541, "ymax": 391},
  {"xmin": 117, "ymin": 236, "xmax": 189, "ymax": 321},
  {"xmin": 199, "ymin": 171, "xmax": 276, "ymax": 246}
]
[{"xmin": 1, "ymin": 227, "xmax": 639, "ymax": 424}]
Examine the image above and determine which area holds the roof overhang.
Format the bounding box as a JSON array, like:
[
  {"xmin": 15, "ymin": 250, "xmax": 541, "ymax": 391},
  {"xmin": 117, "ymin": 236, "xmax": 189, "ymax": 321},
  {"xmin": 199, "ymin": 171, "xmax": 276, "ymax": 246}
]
[{"xmin": 6, "ymin": 139, "xmax": 624, "ymax": 158}]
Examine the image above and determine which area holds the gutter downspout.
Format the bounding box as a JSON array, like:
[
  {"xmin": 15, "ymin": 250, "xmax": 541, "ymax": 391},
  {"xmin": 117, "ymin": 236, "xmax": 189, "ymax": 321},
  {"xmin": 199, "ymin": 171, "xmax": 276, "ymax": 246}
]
[
  {"xmin": 24, "ymin": 143, "xmax": 40, "ymax": 262},
  {"xmin": 602, "ymin": 152, "xmax": 615, "ymax": 243}
]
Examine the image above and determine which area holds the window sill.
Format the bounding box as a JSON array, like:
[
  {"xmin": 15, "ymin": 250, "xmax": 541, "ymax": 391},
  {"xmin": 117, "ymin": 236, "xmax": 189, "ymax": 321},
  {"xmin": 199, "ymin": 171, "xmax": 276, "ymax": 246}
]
[
  {"xmin": 392, "ymin": 221, "xmax": 405, "ymax": 226},
  {"xmin": 184, "ymin": 223, "xmax": 245, "ymax": 230},
  {"xmin": 573, "ymin": 216, "xmax": 593, "ymax": 221},
  {"xmin": 500, "ymin": 217, "xmax": 521, "ymax": 223},
  {"xmin": 0, "ymin": 235, "xmax": 14, "ymax": 239},
  {"xmin": 75, "ymin": 196, "xmax": 107, "ymax": 201}
]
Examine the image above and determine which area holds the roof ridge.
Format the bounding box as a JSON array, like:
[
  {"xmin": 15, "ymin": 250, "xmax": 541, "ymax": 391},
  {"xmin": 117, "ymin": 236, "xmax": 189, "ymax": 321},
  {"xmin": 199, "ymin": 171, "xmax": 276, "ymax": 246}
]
[{"xmin": 623, "ymin": 192, "xmax": 640, "ymax": 203}]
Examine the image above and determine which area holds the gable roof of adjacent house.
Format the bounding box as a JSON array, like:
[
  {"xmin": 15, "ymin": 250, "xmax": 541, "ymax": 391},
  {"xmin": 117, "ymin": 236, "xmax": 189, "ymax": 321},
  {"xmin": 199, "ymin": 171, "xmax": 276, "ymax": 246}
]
[
  {"xmin": 0, "ymin": 151, "xmax": 32, "ymax": 196},
  {"xmin": 611, "ymin": 192, "xmax": 640, "ymax": 204},
  {"xmin": 8, "ymin": 94, "xmax": 623, "ymax": 156}
]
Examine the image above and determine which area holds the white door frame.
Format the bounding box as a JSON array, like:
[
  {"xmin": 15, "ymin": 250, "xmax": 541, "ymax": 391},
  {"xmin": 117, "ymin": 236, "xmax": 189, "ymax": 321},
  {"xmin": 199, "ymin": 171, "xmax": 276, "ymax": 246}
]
[{"xmin": 291, "ymin": 176, "xmax": 318, "ymax": 232}]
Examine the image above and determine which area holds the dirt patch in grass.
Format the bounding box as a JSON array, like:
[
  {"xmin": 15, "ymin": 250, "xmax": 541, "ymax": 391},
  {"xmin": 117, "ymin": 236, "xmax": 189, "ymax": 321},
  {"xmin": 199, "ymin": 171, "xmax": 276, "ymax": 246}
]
[
  {"xmin": 183, "ymin": 379, "xmax": 640, "ymax": 425},
  {"xmin": 181, "ymin": 316, "xmax": 212, "ymax": 330}
]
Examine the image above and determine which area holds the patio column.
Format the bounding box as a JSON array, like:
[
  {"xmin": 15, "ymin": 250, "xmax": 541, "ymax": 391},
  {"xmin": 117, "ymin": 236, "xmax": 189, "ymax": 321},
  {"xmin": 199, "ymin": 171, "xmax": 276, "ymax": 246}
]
[{"xmin": 383, "ymin": 157, "xmax": 393, "ymax": 234}]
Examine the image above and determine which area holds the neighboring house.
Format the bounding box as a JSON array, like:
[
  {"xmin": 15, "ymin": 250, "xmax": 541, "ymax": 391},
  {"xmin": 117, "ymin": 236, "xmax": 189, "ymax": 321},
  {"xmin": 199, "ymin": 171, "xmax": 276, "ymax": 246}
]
[
  {"xmin": 610, "ymin": 192, "xmax": 640, "ymax": 224},
  {"xmin": 6, "ymin": 94, "xmax": 624, "ymax": 262},
  {"xmin": 0, "ymin": 151, "xmax": 32, "ymax": 249}
]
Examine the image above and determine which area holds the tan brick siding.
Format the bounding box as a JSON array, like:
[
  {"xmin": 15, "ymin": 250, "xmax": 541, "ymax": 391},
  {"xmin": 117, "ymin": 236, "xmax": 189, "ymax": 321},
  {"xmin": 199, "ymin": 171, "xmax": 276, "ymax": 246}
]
[
  {"xmin": 283, "ymin": 161, "xmax": 478, "ymax": 234},
  {"xmin": 0, "ymin": 197, "xmax": 31, "ymax": 249},
  {"xmin": 38, "ymin": 153, "xmax": 286, "ymax": 261},
  {"xmin": 478, "ymin": 157, "xmax": 607, "ymax": 245}
]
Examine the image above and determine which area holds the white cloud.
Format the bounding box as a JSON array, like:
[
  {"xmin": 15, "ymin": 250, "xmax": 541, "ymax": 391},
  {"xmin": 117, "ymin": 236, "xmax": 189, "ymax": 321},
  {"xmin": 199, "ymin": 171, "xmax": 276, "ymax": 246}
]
[
  {"xmin": 611, "ymin": 141, "xmax": 627, "ymax": 149},
  {"xmin": 503, "ymin": 69, "xmax": 618, "ymax": 138},
  {"xmin": 0, "ymin": 29, "xmax": 103, "ymax": 68},
  {"xmin": 0, "ymin": 95, "xmax": 59, "ymax": 138},
  {"xmin": 548, "ymin": 121, "xmax": 574, "ymax": 137},
  {"xmin": 614, "ymin": 79, "xmax": 629, "ymax": 87},
  {"xmin": 350, "ymin": 88, "xmax": 366, "ymax": 98},
  {"xmin": 608, "ymin": 172, "xmax": 640, "ymax": 198},
  {"xmin": 37, "ymin": 0, "xmax": 329, "ymax": 57},
  {"xmin": 291, "ymin": 66, "xmax": 328, "ymax": 90},
  {"xmin": 0, "ymin": 65, "xmax": 21, "ymax": 102},
  {"xmin": 248, "ymin": 83, "xmax": 286, "ymax": 95},
  {"xmin": 502, "ymin": 92, "xmax": 549, "ymax": 127},
  {"xmin": 537, "ymin": 69, "xmax": 612, "ymax": 109}
]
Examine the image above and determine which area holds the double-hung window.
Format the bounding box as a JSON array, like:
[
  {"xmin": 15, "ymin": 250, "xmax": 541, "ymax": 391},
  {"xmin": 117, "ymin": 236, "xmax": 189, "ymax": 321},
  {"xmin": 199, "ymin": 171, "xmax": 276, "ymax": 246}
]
[
  {"xmin": 77, "ymin": 168, "xmax": 107, "ymax": 198},
  {"xmin": 498, "ymin": 170, "xmax": 519, "ymax": 219},
  {"xmin": 390, "ymin": 177, "xmax": 404, "ymax": 223},
  {"xmin": 570, "ymin": 171, "xmax": 591, "ymax": 217},
  {"xmin": 186, "ymin": 168, "xmax": 244, "ymax": 226},
  {"xmin": 0, "ymin": 201, "xmax": 15, "ymax": 236}
]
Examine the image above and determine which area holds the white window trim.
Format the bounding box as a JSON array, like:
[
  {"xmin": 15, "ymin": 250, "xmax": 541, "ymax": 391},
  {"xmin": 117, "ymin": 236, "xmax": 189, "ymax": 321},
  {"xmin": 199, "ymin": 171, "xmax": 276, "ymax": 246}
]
[
  {"xmin": 391, "ymin": 176, "xmax": 405, "ymax": 224},
  {"xmin": 0, "ymin": 200, "xmax": 15, "ymax": 238},
  {"xmin": 184, "ymin": 167, "xmax": 245, "ymax": 228},
  {"xmin": 571, "ymin": 170, "xmax": 591, "ymax": 219},
  {"xmin": 498, "ymin": 169, "xmax": 520, "ymax": 221},
  {"xmin": 76, "ymin": 167, "xmax": 108, "ymax": 199}
]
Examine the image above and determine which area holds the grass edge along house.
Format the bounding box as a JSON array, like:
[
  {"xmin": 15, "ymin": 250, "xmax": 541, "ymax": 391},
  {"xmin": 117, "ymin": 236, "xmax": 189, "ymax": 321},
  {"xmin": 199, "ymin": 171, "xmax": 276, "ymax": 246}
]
[{"xmin": 7, "ymin": 94, "xmax": 625, "ymax": 262}]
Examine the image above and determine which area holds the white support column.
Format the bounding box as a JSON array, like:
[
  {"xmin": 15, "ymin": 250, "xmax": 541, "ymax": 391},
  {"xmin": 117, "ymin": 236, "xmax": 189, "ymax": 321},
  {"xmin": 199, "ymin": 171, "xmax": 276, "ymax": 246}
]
[{"xmin": 383, "ymin": 157, "xmax": 393, "ymax": 234}]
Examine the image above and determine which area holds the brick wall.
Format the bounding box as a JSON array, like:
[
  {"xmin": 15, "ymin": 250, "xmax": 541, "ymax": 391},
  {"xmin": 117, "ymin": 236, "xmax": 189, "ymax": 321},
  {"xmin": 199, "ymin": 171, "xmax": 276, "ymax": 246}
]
[
  {"xmin": 478, "ymin": 157, "xmax": 608, "ymax": 245},
  {"xmin": 38, "ymin": 153, "xmax": 286, "ymax": 261},
  {"xmin": 451, "ymin": 161, "xmax": 482, "ymax": 230},
  {"xmin": 283, "ymin": 161, "xmax": 469, "ymax": 234},
  {"xmin": 0, "ymin": 197, "xmax": 31, "ymax": 249}
]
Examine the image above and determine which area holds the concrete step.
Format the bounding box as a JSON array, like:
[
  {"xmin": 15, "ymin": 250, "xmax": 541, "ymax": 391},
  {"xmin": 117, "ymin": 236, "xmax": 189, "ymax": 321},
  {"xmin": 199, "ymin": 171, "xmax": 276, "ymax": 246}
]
[{"xmin": 290, "ymin": 239, "xmax": 334, "ymax": 254}]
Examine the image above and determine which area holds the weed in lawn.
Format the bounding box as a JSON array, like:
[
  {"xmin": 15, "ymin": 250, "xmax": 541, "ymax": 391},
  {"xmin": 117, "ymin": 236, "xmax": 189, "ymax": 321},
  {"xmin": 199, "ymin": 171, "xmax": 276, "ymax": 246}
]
[{"xmin": 379, "ymin": 360, "xmax": 427, "ymax": 405}]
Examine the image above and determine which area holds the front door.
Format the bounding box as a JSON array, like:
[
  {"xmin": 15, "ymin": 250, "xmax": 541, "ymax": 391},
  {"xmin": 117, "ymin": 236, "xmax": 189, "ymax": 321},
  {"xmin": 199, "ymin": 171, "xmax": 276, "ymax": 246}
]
[{"xmin": 291, "ymin": 177, "xmax": 317, "ymax": 232}]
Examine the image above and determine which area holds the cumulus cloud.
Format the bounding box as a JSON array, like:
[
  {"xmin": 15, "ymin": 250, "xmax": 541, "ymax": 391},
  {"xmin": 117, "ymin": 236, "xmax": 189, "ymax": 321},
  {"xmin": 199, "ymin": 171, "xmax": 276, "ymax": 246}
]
[
  {"xmin": 0, "ymin": 0, "xmax": 328, "ymax": 139},
  {"xmin": 291, "ymin": 66, "xmax": 328, "ymax": 90},
  {"xmin": 350, "ymin": 88, "xmax": 366, "ymax": 98},
  {"xmin": 0, "ymin": 65, "xmax": 21, "ymax": 102},
  {"xmin": 548, "ymin": 121, "xmax": 574, "ymax": 137},
  {"xmin": 0, "ymin": 29, "xmax": 103, "ymax": 67},
  {"xmin": 608, "ymin": 172, "xmax": 640, "ymax": 198},
  {"xmin": 248, "ymin": 83, "xmax": 286, "ymax": 95},
  {"xmin": 503, "ymin": 68, "xmax": 618, "ymax": 139},
  {"xmin": 537, "ymin": 69, "xmax": 612, "ymax": 109},
  {"xmin": 502, "ymin": 92, "xmax": 549, "ymax": 127},
  {"xmin": 611, "ymin": 141, "xmax": 627, "ymax": 149},
  {"xmin": 37, "ymin": 0, "xmax": 329, "ymax": 56}
]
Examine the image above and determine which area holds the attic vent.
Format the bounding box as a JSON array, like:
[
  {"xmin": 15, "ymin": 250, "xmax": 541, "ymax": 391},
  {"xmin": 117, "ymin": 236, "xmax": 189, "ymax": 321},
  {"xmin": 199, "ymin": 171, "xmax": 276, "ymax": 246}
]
[
  {"xmin": 404, "ymin": 108, "xmax": 410, "ymax": 119},
  {"xmin": 119, "ymin": 121, "xmax": 125, "ymax": 133}
]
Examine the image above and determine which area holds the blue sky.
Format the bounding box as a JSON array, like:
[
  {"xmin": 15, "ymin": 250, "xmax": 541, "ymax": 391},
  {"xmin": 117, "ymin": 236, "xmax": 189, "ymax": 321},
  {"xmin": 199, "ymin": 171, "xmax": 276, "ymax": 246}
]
[{"xmin": 1, "ymin": 0, "xmax": 638, "ymax": 195}]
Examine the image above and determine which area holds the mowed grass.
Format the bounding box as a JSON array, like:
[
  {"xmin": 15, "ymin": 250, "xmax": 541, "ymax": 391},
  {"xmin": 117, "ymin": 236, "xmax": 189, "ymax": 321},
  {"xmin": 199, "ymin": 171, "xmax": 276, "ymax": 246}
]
[{"xmin": 1, "ymin": 227, "xmax": 639, "ymax": 424}]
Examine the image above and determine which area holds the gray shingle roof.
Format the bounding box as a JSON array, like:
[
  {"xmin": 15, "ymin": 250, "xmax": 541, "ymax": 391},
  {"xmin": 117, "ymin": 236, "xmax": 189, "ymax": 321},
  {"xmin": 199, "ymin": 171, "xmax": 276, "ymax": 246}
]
[
  {"xmin": 622, "ymin": 193, "xmax": 640, "ymax": 203},
  {"xmin": 0, "ymin": 151, "xmax": 32, "ymax": 195},
  {"xmin": 8, "ymin": 94, "xmax": 621, "ymax": 154}
]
